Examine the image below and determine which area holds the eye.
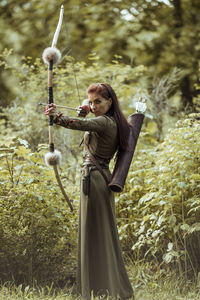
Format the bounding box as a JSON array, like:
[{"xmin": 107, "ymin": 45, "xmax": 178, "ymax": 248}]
[{"xmin": 94, "ymin": 99, "xmax": 101, "ymax": 104}]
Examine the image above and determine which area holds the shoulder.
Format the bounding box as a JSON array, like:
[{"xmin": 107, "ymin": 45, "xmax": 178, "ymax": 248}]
[{"xmin": 95, "ymin": 115, "xmax": 116, "ymax": 128}]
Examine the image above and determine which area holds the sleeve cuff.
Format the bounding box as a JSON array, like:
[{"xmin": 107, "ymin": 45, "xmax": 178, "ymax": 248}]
[{"xmin": 53, "ymin": 113, "xmax": 64, "ymax": 124}]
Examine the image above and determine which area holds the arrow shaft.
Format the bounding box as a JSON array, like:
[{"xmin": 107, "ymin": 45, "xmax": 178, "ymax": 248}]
[{"xmin": 39, "ymin": 102, "xmax": 81, "ymax": 112}]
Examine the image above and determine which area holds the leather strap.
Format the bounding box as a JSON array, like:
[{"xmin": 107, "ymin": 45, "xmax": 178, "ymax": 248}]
[{"xmin": 84, "ymin": 142, "xmax": 110, "ymax": 185}]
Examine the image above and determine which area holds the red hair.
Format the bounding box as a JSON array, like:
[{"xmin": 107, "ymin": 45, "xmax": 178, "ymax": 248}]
[{"xmin": 87, "ymin": 83, "xmax": 130, "ymax": 154}]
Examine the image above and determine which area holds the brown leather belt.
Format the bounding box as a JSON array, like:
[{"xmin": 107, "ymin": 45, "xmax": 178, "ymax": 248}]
[{"xmin": 83, "ymin": 152, "xmax": 110, "ymax": 185}]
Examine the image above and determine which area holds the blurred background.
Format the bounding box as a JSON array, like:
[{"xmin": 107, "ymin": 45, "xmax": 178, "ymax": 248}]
[{"xmin": 0, "ymin": 0, "xmax": 200, "ymax": 108}]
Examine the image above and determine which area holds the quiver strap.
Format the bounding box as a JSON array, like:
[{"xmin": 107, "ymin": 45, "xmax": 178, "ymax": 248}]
[{"xmin": 84, "ymin": 142, "xmax": 110, "ymax": 185}]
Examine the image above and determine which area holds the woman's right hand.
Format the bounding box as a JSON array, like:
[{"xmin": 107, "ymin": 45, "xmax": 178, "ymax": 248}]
[
  {"xmin": 45, "ymin": 104, "xmax": 58, "ymax": 116},
  {"xmin": 77, "ymin": 99, "xmax": 90, "ymax": 118}
]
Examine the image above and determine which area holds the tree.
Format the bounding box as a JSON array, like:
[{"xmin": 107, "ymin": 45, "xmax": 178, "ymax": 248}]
[{"xmin": 0, "ymin": 0, "xmax": 199, "ymax": 108}]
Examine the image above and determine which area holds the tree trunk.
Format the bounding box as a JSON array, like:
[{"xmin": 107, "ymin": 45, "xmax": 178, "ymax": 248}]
[
  {"xmin": 173, "ymin": 0, "xmax": 183, "ymax": 38},
  {"xmin": 180, "ymin": 76, "xmax": 193, "ymax": 108},
  {"xmin": 173, "ymin": 0, "xmax": 193, "ymax": 107}
]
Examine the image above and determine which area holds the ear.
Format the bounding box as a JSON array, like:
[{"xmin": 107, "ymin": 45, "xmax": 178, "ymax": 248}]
[{"xmin": 108, "ymin": 98, "xmax": 112, "ymax": 106}]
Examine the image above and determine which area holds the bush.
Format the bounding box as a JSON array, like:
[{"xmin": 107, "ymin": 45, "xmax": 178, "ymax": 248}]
[
  {"xmin": 116, "ymin": 113, "xmax": 200, "ymax": 277},
  {"xmin": 0, "ymin": 139, "xmax": 79, "ymax": 286}
]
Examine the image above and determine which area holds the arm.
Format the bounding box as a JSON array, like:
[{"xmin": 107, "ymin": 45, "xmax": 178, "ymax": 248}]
[{"xmin": 53, "ymin": 114, "xmax": 113, "ymax": 133}]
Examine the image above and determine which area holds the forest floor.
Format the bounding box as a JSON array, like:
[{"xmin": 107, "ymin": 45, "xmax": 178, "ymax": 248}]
[
  {"xmin": 0, "ymin": 263, "xmax": 200, "ymax": 300},
  {"xmin": 0, "ymin": 284, "xmax": 199, "ymax": 300}
]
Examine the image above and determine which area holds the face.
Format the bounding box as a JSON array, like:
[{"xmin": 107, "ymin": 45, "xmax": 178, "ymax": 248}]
[{"xmin": 88, "ymin": 93, "xmax": 112, "ymax": 117}]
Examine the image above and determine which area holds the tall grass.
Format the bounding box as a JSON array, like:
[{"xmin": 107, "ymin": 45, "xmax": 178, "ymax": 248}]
[{"xmin": 1, "ymin": 262, "xmax": 200, "ymax": 300}]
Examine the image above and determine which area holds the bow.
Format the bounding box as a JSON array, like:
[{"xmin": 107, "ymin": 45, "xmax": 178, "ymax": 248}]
[{"xmin": 42, "ymin": 5, "xmax": 73, "ymax": 212}]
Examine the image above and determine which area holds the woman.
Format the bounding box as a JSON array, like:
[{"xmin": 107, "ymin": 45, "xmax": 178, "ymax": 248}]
[{"xmin": 46, "ymin": 83, "xmax": 134, "ymax": 299}]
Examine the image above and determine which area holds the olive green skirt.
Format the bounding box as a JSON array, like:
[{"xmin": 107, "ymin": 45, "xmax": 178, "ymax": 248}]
[{"xmin": 77, "ymin": 167, "xmax": 133, "ymax": 299}]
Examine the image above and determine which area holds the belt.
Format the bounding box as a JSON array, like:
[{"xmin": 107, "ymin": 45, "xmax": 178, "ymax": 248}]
[{"xmin": 82, "ymin": 154, "xmax": 109, "ymax": 168}]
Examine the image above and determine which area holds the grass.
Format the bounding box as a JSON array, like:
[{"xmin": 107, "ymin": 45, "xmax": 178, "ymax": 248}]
[
  {"xmin": 1, "ymin": 262, "xmax": 200, "ymax": 300},
  {"xmin": 0, "ymin": 282, "xmax": 199, "ymax": 300},
  {"xmin": 0, "ymin": 282, "xmax": 200, "ymax": 300}
]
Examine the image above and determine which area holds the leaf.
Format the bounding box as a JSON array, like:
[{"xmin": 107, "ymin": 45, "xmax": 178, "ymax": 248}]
[
  {"xmin": 152, "ymin": 230, "xmax": 160, "ymax": 238},
  {"xmin": 178, "ymin": 182, "xmax": 187, "ymax": 189},
  {"xmin": 157, "ymin": 215, "xmax": 165, "ymax": 227},
  {"xmin": 167, "ymin": 242, "xmax": 173, "ymax": 251},
  {"xmin": 180, "ymin": 224, "xmax": 190, "ymax": 231},
  {"xmin": 188, "ymin": 223, "xmax": 200, "ymax": 234},
  {"xmin": 139, "ymin": 192, "xmax": 156, "ymax": 204},
  {"xmin": 18, "ymin": 138, "xmax": 29, "ymax": 148},
  {"xmin": 15, "ymin": 146, "xmax": 31, "ymax": 160},
  {"xmin": 143, "ymin": 215, "xmax": 150, "ymax": 222},
  {"xmin": 163, "ymin": 253, "xmax": 172, "ymax": 264},
  {"xmin": 168, "ymin": 215, "xmax": 176, "ymax": 226}
]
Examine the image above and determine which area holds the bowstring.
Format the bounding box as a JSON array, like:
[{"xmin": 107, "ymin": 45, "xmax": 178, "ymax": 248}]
[
  {"xmin": 63, "ymin": 12, "xmax": 81, "ymax": 105},
  {"xmin": 72, "ymin": 62, "xmax": 81, "ymax": 106},
  {"xmin": 62, "ymin": 9, "xmax": 84, "ymax": 148}
]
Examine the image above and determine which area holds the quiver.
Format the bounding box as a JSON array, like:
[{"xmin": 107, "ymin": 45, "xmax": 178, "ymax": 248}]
[{"xmin": 109, "ymin": 113, "xmax": 144, "ymax": 192}]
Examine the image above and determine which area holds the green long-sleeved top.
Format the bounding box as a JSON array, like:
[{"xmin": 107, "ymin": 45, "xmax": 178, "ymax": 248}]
[{"xmin": 54, "ymin": 114, "xmax": 118, "ymax": 161}]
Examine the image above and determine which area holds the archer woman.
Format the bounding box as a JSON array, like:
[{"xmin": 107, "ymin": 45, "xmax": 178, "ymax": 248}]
[{"xmin": 46, "ymin": 83, "xmax": 135, "ymax": 299}]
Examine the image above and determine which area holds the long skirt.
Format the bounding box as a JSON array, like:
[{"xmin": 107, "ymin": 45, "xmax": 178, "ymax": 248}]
[{"xmin": 77, "ymin": 167, "xmax": 133, "ymax": 299}]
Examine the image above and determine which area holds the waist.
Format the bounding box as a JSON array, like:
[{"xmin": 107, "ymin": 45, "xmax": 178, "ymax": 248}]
[{"xmin": 82, "ymin": 154, "xmax": 110, "ymax": 168}]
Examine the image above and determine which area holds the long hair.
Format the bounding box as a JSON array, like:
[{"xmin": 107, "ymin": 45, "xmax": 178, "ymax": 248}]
[{"xmin": 87, "ymin": 83, "xmax": 130, "ymax": 153}]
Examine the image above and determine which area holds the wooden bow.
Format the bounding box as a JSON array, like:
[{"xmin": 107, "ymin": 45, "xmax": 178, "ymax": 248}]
[{"xmin": 42, "ymin": 5, "xmax": 73, "ymax": 212}]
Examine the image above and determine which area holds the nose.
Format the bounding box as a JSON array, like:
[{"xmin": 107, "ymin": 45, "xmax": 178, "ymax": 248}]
[{"xmin": 90, "ymin": 102, "xmax": 96, "ymax": 111}]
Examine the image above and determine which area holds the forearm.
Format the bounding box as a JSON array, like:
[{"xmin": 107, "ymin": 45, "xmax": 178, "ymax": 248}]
[{"xmin": 53, "ymin": 114, "xmax": 109, "ymax": 133}]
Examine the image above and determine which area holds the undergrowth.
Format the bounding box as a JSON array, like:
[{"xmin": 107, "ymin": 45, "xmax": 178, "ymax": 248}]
[{"xmin": 1, "ymin": 261, "xmax": 200, "ymax": 300}]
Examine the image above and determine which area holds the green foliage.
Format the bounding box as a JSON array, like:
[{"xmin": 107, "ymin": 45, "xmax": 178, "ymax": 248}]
[
  {"xmin": 116, "ymin": 113, "xmax": 200, "ymax": 276},
  {"xmin": 147, "ymin": 67, "xmax": 183, "ymax": 140},
  {"xmin": 0, "ymin": 139, "xmax": 79, "ymax": 286},
  {"xmin": 1, "ymin": 0, "xmax": 199, "ymax": 108},
  {"xmin": 0, "ymin": 50, "xmax": 146, "ymax": 154}
]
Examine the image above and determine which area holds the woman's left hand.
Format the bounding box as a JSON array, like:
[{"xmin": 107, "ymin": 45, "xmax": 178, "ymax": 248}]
[{"xmin": 45, "ymin": 104, "xmax": 58, "ymax": 116}]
